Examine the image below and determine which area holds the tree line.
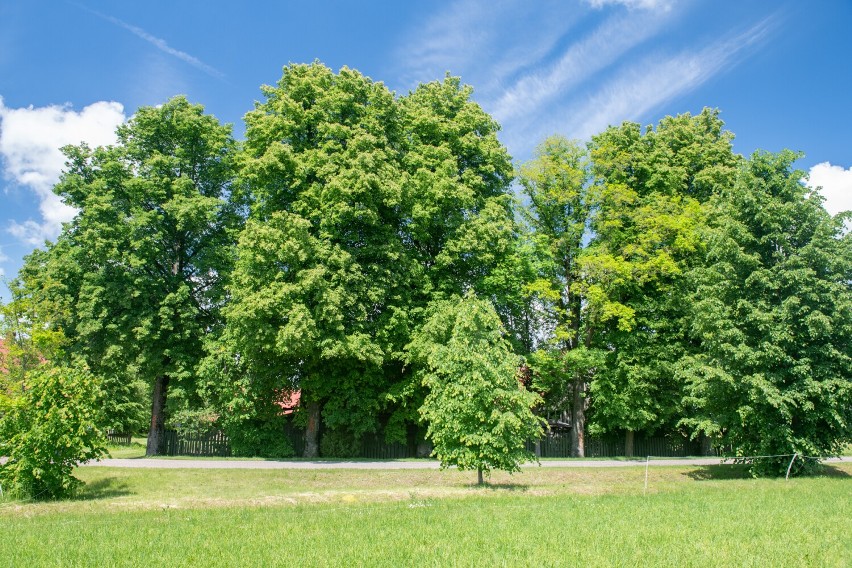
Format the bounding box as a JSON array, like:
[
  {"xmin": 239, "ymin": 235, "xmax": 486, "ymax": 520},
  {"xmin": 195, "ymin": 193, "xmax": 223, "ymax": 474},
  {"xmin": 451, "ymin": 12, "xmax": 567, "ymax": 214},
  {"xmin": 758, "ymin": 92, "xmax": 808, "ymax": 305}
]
[{"xmin": 1, "ymin": 62, "xmax": 849, "ymax": 495}]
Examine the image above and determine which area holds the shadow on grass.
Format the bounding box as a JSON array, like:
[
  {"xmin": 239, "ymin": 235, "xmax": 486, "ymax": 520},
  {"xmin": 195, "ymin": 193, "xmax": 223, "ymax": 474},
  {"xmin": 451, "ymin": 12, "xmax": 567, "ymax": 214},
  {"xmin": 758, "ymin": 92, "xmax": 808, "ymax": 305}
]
[
  {"xmin": 76, "ymin": 477, "xmax": 133, "ymax": 501},
  {"xmin": 684, "ymin": 465, "xmax": 752, "ymax": 481},
  {"xmin": 809, "ymin": 464, "xmax": 851, "ymax": 478},
  {"xmin": 684, "ymin": 463, "xmax": 850, "ymax": 481},
  {"xmin": 478, "ymin": 482, "xmax": 530, "ymax": 492}
]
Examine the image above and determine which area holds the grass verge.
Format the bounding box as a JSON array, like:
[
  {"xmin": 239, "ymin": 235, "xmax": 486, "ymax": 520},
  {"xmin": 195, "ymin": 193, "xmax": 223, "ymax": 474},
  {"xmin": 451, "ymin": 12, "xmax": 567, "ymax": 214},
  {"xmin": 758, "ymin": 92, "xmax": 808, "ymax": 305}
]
[{"xmin": 2, "ymin": 463, "xmax": 849, "ymax": 566}]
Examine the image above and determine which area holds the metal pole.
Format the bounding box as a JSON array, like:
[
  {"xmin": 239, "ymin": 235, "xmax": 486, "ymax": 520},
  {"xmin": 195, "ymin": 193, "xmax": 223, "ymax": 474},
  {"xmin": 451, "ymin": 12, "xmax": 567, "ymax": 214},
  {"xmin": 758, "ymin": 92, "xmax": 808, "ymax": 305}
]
[{"xmin": 785, "ymin": 453, "xmax": 798, "ymax": 480}]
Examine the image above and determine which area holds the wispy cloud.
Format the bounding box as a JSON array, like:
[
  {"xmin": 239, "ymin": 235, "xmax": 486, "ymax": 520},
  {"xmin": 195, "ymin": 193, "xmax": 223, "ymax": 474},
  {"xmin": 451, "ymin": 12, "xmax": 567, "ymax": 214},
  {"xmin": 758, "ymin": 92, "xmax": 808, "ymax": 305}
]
[
  {"xmin": 395, "ymin": 1, "xmax": 778, "ymax": 162},
  {"xmin": 562, "ymin": 16, "xmax": 777, "ymax": 141},
  {"xmin": 395, "ymin": 0, "xmax": 582, "ymax": 93},
  {"xmin": 585, "ymin": 0, "xmax": 673, "ymax": 10},
  {"xmin": 76, "ymin": 4, "xmax": 225, "ymax": 80},
  {"xmin": 489, "ymin": 9, "xmax": 673, "ymax": 125}
]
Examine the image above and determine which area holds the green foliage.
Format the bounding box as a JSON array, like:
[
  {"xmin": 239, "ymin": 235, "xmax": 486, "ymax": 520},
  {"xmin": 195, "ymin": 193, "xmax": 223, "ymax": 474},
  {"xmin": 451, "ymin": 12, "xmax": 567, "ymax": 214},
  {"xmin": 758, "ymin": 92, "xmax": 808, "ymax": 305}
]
[
  {"xmin": 0, "ymin": 362, "xmax": 106, "ymax": 499},
  {"xmin": 530, "ymin": 347, "xmax": 604, "ymax": 411},
  {"xmin": 225, "ymin": 418, "xmax": 296, "ymax": 459},
  {"xmin": 583, "ymin": 109, "xmax": 740, "ymax": 437},
  {"xmin": 209, "ymin": 64, "xmax": 522, "ymax": 447},
  {"xmin": 409, "ymin": 293, "xmax": 545, "ymax": 480},
  {"xmin": 211, "ymin": 63, "xmax": 407, "ymax": 441},
  {"xmin": 680, "ymin": 150, "xmax": 852, "ymax": 474},
  {"xmin": 16, "ymin": 96, "xmax": 238, "ymax": 447},
  {"xmin": 518, "ymin": 136, "xmax": 592, "ymax": 348},
  {"xmin": 320, "ymin": 429, "xmax": 361, "ymax": 458}
]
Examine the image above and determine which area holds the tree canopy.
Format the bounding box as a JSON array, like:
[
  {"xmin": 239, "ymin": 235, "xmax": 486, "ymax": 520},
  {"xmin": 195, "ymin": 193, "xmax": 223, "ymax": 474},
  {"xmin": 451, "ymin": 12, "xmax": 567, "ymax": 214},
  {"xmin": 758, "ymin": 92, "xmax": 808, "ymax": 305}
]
[
  {"xmin": 13, "ymin": 96, "xmax": 238, "ymax": 455},
  {"xmin": 2, "ymin": 64, "xmax": 849, "ymax": 477},
  {"xmin": 679, "ymin": 150, "xmax": 852, "ymax": 474}
]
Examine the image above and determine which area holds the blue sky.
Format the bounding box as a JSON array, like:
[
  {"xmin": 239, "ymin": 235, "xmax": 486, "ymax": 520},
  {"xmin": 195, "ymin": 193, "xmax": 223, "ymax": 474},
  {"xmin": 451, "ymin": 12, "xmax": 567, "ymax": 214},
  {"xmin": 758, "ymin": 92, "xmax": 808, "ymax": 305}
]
[{"xmin": 1, "ymin": 0, "xmax": 850, "ymax": 290}]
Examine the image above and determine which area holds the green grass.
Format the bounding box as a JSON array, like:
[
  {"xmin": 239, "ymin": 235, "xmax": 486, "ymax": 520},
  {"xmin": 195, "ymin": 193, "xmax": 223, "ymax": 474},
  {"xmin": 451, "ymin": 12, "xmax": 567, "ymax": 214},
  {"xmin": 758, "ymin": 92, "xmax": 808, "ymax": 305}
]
[{"xmin": 2, "ymin": 463, "xmax": 849, "ymax": 567}]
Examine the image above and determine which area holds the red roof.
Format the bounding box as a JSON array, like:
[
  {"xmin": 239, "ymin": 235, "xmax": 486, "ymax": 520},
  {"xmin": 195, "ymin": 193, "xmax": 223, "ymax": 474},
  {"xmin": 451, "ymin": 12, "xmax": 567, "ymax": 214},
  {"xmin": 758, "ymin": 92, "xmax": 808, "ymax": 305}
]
[{"xmin": 276, "ymin": 390, "xmax": 301, "ymax": 415}]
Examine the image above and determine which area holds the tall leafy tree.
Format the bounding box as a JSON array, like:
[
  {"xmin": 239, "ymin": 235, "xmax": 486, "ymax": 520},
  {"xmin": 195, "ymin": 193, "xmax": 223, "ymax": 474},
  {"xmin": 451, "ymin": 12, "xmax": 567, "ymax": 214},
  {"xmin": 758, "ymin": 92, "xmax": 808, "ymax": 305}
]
[
  {"xmin": 211, "ymin": 64, "xmax": 410, "ymax": 456},
  {"xmin": 518, "ymin": 136, "xmax": 598, "ymax": 456},
  {"xmin": 680, "ymin": 150, "xmax": 852, "ymax": 474},
  {"xmin": 521, "ymin": 110, "xmax": 739, "ymax": 456},
  {"xmin": 211, "ymin": 65, "xmax": 522, "ymax": 456},
  {"xmin": 409, "ymin": 293, "xmax": 544, "ymax": 484},
  {"xmin": 583, "ymin": 109, "xmax": 739, "ymax": 455},
  {"xmin": 21, "ymin": 96, "xmax": 238, "ymax": 455},
  {"xmin": 387, "ymin": 76, "xmax": 523, "ymax": 435}
]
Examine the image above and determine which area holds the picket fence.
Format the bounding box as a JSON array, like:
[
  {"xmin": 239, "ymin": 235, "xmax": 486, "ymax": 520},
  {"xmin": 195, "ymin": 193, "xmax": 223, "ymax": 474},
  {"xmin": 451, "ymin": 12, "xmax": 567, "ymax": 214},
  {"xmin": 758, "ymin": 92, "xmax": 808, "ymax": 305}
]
[
  {"xmin": 527, "ymin": 432, "xmax": 701, "ymax": 458},
  {"xmin": 106, "ymin": 431, "xmax": 131, "ymax": 445},
  {"xmin": 161, "ymin": 429, "xmax": 232, "ymax": 457},
  {"xmin": 155, "ymin": 429, "xmax": 701, "ymax": 459}
]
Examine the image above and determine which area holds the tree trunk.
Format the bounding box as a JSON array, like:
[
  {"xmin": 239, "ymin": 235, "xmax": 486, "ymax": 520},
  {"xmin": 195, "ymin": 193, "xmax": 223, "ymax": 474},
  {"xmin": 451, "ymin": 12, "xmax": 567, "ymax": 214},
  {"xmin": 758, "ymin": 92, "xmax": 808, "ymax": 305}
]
[
  {"xmin": 477, "ymin": 467, "xmax": 484, "ymax": 485},
  {"xmin": 700, "ymin": 433, "xmax": 714, "ymax": 456},
  {"xmin": 570, "ymin": 377, "xmax": 586, "ymax": 457},
  {"xmin": 303, "ymin": 400, "xmax": 321, "ymax": 458},
  {"xmin": 625, "ymin": 429, "xmax": 635, "ymax": 458},
  {"xmin": 146, "ymin": 375, "xmax": 170, "ymax": 456}
]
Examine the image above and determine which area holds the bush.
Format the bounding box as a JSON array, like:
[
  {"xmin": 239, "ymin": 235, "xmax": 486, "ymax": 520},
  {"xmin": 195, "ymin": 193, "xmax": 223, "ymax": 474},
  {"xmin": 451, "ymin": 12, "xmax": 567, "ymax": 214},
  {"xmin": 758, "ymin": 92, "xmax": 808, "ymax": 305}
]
[
  {"xmin": 224, "ymin": 417, "xmax": 296, "ymax": 458},
  {"xmin": 0, "ymin": 363, "xmax": 107, "ymax": 499},
  {"xmin": 320, "ymin": 429, "xmax": 361, "ymax": 458}
]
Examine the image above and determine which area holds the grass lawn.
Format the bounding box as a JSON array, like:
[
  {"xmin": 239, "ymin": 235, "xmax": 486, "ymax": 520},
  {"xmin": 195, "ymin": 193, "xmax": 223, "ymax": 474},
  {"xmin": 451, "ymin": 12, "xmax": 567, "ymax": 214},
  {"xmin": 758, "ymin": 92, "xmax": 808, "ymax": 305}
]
[
  {"xmin": 106, "ymin": 438, "xmax": 147, "ymax": 459},
  {"xmin": 2, "ymin": 463, "xmax": 849, "ymax": 567}
]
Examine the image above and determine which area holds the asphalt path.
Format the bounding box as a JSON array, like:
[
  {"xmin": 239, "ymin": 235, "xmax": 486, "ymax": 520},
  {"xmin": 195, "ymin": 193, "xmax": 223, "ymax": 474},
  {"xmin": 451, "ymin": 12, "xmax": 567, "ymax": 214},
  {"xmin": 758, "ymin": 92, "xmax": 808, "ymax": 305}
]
[{"xmin": 82, "ymin": 456, "xmax": 852, "ymax": 470}]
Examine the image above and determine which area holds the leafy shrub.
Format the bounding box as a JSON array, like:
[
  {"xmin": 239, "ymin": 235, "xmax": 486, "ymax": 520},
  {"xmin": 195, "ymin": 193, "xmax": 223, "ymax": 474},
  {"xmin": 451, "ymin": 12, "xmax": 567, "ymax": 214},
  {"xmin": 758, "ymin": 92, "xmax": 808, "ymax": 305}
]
[
  {"xmin": 0, "ymin": 363, "xmax": 107, "ymax": 499},
  {"xmin": 224, "ymin": 417, "xmax": 296, "ymax": 458},
  {"xmin": 320, "ymin": 429, "xmax": 361, "ymax": 458}
]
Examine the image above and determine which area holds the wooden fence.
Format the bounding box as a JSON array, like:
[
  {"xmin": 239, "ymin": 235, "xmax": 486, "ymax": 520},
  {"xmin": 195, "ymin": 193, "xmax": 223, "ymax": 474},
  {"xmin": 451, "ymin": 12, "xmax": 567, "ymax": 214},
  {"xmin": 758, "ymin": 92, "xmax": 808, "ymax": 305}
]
[
  {"xmin": 106, "ymin": 431, "xmax": 131, "ymax": 445},
  {"xmin": 360, "ymin": 434, "xmax": 411, "ymax": 459},
  {"xmin": 529, "ymin": 432, "xmax": 701, "ymax": 458},
  {"xmin": 161, "ymin": 430, "xmax": 232, "ymax": 457},
  {"xmin": 159, "ymin": 428, "xmax": 700, "ymax": 459}
]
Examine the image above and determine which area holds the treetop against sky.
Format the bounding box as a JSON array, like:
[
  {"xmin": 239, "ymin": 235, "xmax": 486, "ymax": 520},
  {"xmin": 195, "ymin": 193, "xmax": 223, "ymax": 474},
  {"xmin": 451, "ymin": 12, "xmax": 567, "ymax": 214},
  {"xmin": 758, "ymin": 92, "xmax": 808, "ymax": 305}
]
[{"xmin": 1, "ymin": 0, "xmax": 850, "ymax": 291}]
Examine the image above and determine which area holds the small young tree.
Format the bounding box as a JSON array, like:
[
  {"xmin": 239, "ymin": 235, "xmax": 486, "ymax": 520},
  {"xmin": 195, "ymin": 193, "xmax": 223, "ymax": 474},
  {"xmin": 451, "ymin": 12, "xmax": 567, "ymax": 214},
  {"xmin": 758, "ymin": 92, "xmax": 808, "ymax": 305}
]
[
  {"xmin": 409, "ymin": 293, "xmax": 545, "ymax": 484},
  {"xmin": 0, "ymin": 361, "xmax": 106, "ymax": 499}
]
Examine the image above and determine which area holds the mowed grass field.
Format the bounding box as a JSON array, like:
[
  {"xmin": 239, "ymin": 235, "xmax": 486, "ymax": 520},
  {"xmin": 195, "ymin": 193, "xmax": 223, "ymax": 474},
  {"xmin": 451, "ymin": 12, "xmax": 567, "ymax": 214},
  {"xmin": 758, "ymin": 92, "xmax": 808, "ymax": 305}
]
[{"xmin": 2, "ymin": 463, "xmax": 850, "ymax": 567}]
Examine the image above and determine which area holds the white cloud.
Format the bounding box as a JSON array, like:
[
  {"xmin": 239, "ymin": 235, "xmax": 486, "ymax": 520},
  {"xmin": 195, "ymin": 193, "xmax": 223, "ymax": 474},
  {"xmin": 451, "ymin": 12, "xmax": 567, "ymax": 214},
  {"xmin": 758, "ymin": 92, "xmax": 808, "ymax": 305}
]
[
  {"xmin": 807, "ymin": 162, "xmax": 852, "ymax": 217},
  {"xmin": 79, "ymin": 6, "xmax": 225, "ymax": 80},
  {"xmin": 0, "ymin": 98, "xmax": 126, "ymax": 244},
  {"xmin": 395, "ymin": 1, "xmax": 777, "ymax": 164}
]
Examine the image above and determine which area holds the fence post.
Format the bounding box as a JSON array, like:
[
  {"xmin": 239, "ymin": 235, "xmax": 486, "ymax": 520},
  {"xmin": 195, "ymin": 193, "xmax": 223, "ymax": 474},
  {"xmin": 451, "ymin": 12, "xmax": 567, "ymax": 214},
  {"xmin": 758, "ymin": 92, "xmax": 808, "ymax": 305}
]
[
  {"xmin": 643, "ymin": 456, "xmax": 650, "ymax": 496},
  {"xmin": 785, "ymin": 453, "xmax": 798, "ymax": 480}
]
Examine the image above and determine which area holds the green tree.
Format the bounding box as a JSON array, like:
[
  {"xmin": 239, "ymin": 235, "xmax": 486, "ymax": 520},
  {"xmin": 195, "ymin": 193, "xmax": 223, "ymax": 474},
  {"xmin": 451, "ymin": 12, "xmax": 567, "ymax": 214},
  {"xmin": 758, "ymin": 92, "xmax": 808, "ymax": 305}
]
[
  {"xmin": 385, "ymin": 75, "xmax": 525, "ymax": 439},
  {"xmin": 22, "ymin": 96, "xmax": 238, "ymax": 455},
  {"xmin": 210, "ymin": 65, "xmax": 523, "ymax": 456},
  {"xmin": 210, "ymin": 63, "xmax": 410, "ymax": 456},
  {"xmin": 518, "ymin": 136, "xmax": 599, "ymax": 456},
  {"xmin": 409, "ymin": 293, "xmax": 544, "ymax": 484},
  {"xmin": 583, "ymin": 109, "xmax": 739, "ymax": 454},
  {"xmin": 680, "ymin": 150, "xmax": 852, "ymax": 474},
  {"xmin": 0, "ymin": 361, "xmax": 106, "ymax": 499}
]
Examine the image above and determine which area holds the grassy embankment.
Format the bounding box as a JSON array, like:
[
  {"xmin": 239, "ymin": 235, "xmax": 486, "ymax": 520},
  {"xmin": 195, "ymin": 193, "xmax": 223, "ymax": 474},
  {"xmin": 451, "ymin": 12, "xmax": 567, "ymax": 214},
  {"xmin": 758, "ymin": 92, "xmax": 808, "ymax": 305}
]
[{"xmin": 2, "ymin": 461, "xmax": 850, "ymax": 567}]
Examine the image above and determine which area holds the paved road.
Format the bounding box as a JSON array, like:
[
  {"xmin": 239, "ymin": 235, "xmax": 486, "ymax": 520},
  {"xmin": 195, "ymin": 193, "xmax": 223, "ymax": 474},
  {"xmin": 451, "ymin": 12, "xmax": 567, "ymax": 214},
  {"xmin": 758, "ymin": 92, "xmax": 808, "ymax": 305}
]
[{"xmin": 82, "ymin": 456, "xmax": 852, "ymax": 470}]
